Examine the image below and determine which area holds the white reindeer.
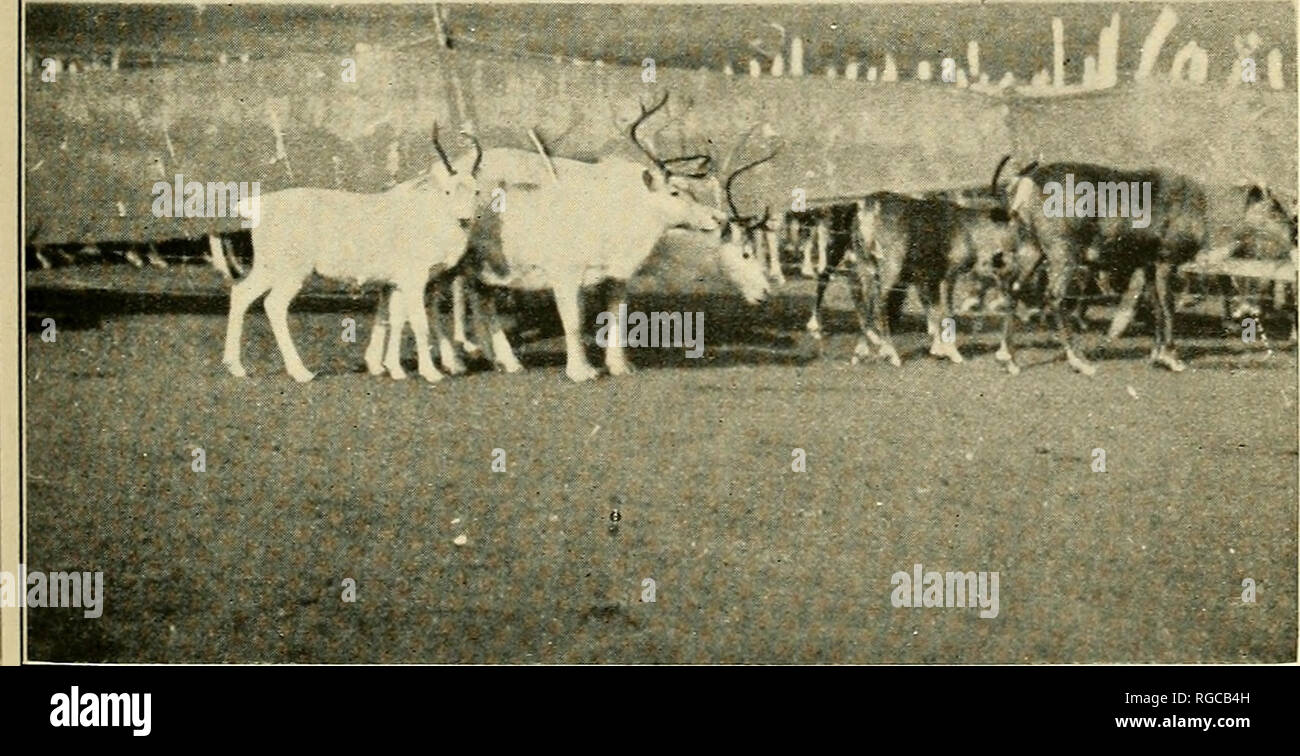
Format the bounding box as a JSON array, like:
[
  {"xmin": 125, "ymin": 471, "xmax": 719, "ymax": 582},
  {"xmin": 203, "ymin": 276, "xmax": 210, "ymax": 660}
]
[
  {"xmin": 222, "ymin": 125, "xmax": 482, "ymax": 383},
  {"xmin": 437, "ymin": 94, "xmax": 774, "ymax": 382}
]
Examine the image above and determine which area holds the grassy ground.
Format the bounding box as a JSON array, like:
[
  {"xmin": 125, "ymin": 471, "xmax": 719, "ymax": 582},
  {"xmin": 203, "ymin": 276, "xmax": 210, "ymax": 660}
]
[{"xmin": 23, "ymin": 271, "xmax": 1298, "ymax": 663}]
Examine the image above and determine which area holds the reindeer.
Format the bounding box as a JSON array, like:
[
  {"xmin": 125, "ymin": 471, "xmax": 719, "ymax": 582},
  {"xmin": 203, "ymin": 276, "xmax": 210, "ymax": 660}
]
[
  {"xmin": 425, "ymin": 93, "xmax": 773, "ymax": 382},
  {"xmin": 1001, "ymin": 161, "xmax": 1209, "ymax": 374},
  {"xmin": 803, "ymin": 156, "xmax": 1024, "ymax": 368},
  {"xmin": 222, "ymin": 125, "xmax": 482, "ymax": 383}
]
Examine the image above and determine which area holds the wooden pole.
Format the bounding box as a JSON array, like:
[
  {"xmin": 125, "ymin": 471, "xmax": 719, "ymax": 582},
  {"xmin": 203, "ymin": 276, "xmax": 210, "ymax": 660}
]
[
  {"xmin": 1170, "ymin": 42, "xmax": 1196, "ymax": 81},
  {"xmin": 789, "ymin": 35, "xmax": 804, "ymax": 77},
  {"xmin": 1098, "ymin": 13, "xmax": 1119, "ymax": 88},
  {"xmin": 1189, "ymin": 47, "xmax": 1208, "ymax": 84},
  {"xmin": 1268, "ymin": 48, "xmax": 1284, "ymax": 89},
  {"xmin": 1135, "ymin": 6, "xmax": 1178, "ymax": 81},
  {"xmin": 1052, "ymin": 18, "xmax": 1065, "ymax": 88},
  {"xmin": 882, "ymin": 53, "xmax": 897, "ymax": 82},
  {"xmin": 967, "ymin": 41, "xmax": 980, "ymax": 78},
  {"xmin": 432, "ymin": 3, "xmax": 449, "ymax": 49}
]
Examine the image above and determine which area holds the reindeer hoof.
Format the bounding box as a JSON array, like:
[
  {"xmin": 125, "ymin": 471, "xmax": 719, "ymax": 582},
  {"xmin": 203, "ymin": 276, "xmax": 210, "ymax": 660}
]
[
  {"xmin": 1068, "ymin": 356, "xmax": 1097, "ymax": 376},
  {"xmin": 288, "ymin": 367, "xmax": 316, "ymax": 383},
  {"xmin": 386, "ymin": 364, "xmax": 407, "ymax": 381},
  {"xmin": 1152, "ymin": 350, "xmax": 1186, "ymax": 373},
  {"xmin": 419, "ymin": 367, "xmax": 445, "ymax": 384},
  {"xmin": 365, "ymin": 358, "xmax": 385, "ymax": 376},
  {"xmin": 930, "ymin": 342, "xmax": 964, "ymax": 363},
  {"xmin": 458, "ymin": 340, "xmax": 483, "ymax": 359},
  {"xmin": 879, "ymin": 346, "xmax": 902, "ymax": 367},
  {"xmin": 224, "ymin": 361, "xmax": 248, "ymax": 379},
  {"xmin": 805, "ymin": 317, "xmax": 823, "ymax": 340},
  {"xmin": 441, "ymin": 357, "xmax": 467, "ymax": 376},
  {"xmin": 1005, "ymin": 360, "xmax": 1021, "ymax": 376},
  {"xmin": 497, "ymin": 358, "xmax": 525, "ymax": 374},
  {"xmin": 566, "ymin": 364, "xmax": 599, "ymax": 383},
  {"xmin": 607, "ymin": 361, "xmax": 634, "ymax": 377}
]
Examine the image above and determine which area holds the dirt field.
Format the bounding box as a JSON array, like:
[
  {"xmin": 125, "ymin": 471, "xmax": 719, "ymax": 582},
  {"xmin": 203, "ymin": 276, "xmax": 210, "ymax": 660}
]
[{"xmin": 23, "ymin": 274, "xmax": 1298, "ymax": 663}]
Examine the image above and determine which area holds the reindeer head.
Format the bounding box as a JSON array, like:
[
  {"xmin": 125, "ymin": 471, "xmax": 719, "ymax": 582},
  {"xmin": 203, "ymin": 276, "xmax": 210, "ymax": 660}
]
[
  {"xmin": 1240, "ymin": 179, "xmax": 1298, "ymax": 259},
  {"xmin": 628, "ymin": 92, "xmax": 727, "ymax": 233},
  {"xmin": 429, "ymin": 121, "xmax": 484, "ymax": 227},
  {"xmin": 714, "ymin": 145, "xmax": 780, "ymax": 303},
  {"xmin": 715, "ymin": 207, "xmax": 773, "ymax": 304}
]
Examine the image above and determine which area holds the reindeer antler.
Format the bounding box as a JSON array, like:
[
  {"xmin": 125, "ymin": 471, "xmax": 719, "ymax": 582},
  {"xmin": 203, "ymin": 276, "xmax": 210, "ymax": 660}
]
[
  {"xmin": 990, "ymin": 154, "xmax": 1012, "ymax": 197},
  {"xmin": 662, "ymin": 154, "xmax": 713, "ymax": 179},
  {"xmin": 432, "ymin": 121, "xmax": 456, "ymax": 175},
  {"xmin": 725, "ymin": 144, "xmax": 781, "ymax": 222},
  {"xmin": 459, "ymin": 129, "xmax": 483, "ymax": 177},
  {"xmin": 529, "ymin": 127, "xmax": 559, "ymax": 183},
  {"xmin": 629, "ymin": 92, "xmax": 671, "ymax": 169}
]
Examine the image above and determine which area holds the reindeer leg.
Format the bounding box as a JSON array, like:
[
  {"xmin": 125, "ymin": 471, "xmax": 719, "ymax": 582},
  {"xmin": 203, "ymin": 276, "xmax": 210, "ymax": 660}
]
[
  {"xmin": 222, "ymin": 267, "xmax": 273, "ymax": 377},
  {"xmin": 406, "ymin": 282, "xmax": 444, "ymax": 384},
  {"xmin": 451, "ymin": 274, "xmax": 482, "ymax": 358},
  {"xmin": 364, "ymin": 286, "xmax": 389, "ymax": 376},
  {"xmin": 1045, "ymin": 252, "xmax": 1095, "ymax": 376},
  {"xmin": 764, "ymin": 229, "xmax": 785, "ymax": 285},
  {"xmin": 383, "ymin": 285, "xmax": 410, "ymax": 380},
  {"xmin": 996, "ymin": 244, "xmax": 1045, "ymax": 376},
  {"xmin": 475, "ymin": 283, "xmax": 524, "ymax": 373},
  {"xmin": 430, "ymin": 276, "xmax": 466, "ymax": 376},
  {"xmin": 1108, "ymin": 267, "xmax": 1145, "ymax": 340},
  {"xmin": 995, "ymin": 287, "xmax": 1021, "ymax": 376},
  {"xmin": 799, "ymin": 224, "xmax": 816, "ymax": 278},
  {"xmin": 806, "ymin": 251, "xmax": 838, "ymax": 341},
  {"xmin": 847, "ymin": 256, "xmax": 876, "ymax": 364},
  {"xmin": 815, "ymin": 220, "xmax": 829, "ymax": 273},
  {"xmin": 552, "ymin": 277, "xmax": 597, "ymax": 383},
  {"xmin": 604, "ymin": 279, "xmax": 633, "ymax": 377},
  {"xmin": 925, "ymin": 277, "xmax": 963, "ymax": 363},
  {"xmin": 872, "ymin": 252, "xmax": 904, "ymax": 367},
  {"xmin": 1151, "ymin": 261, "xmax": 1186, "ymax": 372},
  {"xmin": 263, "ymin": 279, "xmax": 314, "ymax": 382}
]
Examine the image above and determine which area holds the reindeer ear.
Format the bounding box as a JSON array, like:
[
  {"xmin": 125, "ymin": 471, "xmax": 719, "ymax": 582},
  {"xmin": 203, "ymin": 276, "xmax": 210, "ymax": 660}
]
[{"xmin": 642, "ymin": 168, "xmax": 655, "ymax": 190}]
